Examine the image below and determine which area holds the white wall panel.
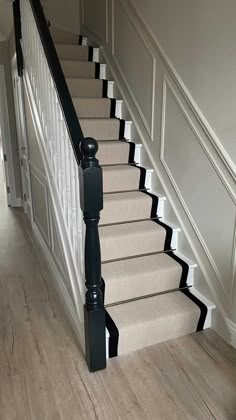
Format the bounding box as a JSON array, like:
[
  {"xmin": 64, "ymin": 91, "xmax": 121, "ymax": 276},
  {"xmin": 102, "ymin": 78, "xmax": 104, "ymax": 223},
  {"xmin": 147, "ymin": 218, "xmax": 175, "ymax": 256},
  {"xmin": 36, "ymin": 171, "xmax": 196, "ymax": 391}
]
[
  {"xmin": 50, "ymin": 205, "xmax": 67, "ymax": 277},
  {"xmin": 31, "ymin": 170, "xmax": 50, "ymax": 243},
  {"xmin": 161, "ymin": 78, "xmax": 236, "ymax": 301},
  {"xmin": 81, "ymin": 0, "xmax": 236, "ymax": 335}
]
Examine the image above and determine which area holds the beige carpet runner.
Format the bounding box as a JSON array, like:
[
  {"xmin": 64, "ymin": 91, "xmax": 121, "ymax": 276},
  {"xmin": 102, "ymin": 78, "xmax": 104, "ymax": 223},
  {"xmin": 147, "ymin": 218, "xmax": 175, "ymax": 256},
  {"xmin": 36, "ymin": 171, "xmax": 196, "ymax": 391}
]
[{"xmin": 51, "ymin": 28, "xmax": 208, "ymax": 357}]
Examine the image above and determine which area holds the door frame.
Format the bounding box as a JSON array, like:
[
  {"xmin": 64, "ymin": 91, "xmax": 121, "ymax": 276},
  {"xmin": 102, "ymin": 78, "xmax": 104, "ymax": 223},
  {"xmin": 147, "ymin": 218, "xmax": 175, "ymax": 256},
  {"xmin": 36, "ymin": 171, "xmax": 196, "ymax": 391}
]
[{"xmin": 0, "ymin": 65, "xmax": 19, "ymax": 206}]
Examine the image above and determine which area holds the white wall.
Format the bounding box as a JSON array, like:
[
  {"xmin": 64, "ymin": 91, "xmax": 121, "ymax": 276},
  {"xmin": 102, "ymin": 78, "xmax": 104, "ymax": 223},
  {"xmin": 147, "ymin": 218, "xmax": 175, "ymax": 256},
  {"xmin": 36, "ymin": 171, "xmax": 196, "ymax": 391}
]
[
  {"xmin": 132, "ymin": 0, "xmax": 236, "ymax": 166},
  {"xmin": 81, "ymin": 0, "xmax": 236, "ymax": 343},
  {"xmin": 0, "ymin": 2, "xmax": 13, "ymax": 40},
  {"xmin": 41, "ymin": 0, "xmax": 80, "ymax": 33}
]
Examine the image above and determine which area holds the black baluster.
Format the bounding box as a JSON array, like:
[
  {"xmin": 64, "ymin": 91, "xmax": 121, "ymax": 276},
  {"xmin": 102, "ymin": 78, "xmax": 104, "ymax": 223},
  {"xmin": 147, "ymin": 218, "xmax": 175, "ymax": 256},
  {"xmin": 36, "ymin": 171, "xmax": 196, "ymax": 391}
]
[{"xmin": 79, "ymin": 138, "xmax": 106, "ymax": 372}]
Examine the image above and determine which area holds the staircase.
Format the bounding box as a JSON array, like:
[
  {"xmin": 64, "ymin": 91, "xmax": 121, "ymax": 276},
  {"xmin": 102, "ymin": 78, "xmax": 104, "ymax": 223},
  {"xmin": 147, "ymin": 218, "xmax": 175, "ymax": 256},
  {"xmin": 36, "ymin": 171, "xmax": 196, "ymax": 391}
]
[
  {"xmin": 15, "ymin": 0, "xmax": 214, "ymax": 372},
  {"xmin": 50, "ymin": 27, "xmax": 213, "ymax": 358}
]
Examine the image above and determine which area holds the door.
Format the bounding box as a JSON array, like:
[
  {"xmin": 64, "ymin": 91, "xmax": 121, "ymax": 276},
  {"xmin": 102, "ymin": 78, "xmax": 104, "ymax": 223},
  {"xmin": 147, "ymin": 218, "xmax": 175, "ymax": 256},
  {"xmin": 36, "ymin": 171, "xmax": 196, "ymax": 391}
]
[
  {"xmin": 0, "ymin": 66, "xmax": 15, "ymax": 206},
  {"xmin": 12, "ymin": 56, "xmax": 32, "ymax": 218}
]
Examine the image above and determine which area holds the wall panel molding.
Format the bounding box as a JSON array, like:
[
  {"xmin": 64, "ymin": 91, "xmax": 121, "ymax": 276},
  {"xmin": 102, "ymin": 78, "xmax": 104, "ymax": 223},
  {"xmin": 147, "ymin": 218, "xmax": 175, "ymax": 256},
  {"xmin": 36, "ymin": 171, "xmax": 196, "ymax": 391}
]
[
  {"xmin": 160, "ymin": 76, "xmax": 236, "ymax": 303},
  {"xmin": 127, "ymin": 0, "xmax": 236, "ymax": 180},
  {"xmin": 30, "ymin": 168, "xmax": 50, "ymax": 245},
  {"xmin": 81, "ymin": 0, "xmax": 236, "ymax": 332}
]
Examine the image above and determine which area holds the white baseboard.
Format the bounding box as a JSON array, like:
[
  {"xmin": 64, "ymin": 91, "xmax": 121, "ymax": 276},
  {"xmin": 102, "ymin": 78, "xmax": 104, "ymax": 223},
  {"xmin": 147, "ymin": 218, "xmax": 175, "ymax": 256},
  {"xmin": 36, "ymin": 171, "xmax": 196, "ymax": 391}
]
[
  {"xmin": 32, "ymin": 220, "xmax": 85, "ymax": 354},
  {"xmin": 226, "ymin": 317, "xmax": 236, "ymax": 348}
]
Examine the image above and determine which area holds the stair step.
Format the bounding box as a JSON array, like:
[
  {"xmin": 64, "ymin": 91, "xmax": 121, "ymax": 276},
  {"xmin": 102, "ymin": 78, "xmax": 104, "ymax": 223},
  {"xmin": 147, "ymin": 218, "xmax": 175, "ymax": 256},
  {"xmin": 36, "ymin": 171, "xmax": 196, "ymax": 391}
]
[
  {"xmin": 101, "ymin": 190, "xmax": 153, "ymax": 225},
  {"xmin": 102, "ymin": 165, "xmax": 141, "ymax": 193},
  {"xmin": 56, "ymin": 44, "xmax": 92, "ymax": 61},
  {"xmin": 61, "ymin": 60, "xmax": 97, "ymax": 78},
  {"xmin": 97, "ymin": 140, "xmax": 130, "ymax": 166},
  {"xmin": 66, "ymin": 78, "xmax": 104, "ymax": 98},
  {"xmin": 103, "ymin": 252, "xmax": 184, "ymax": 305},
  {"xmin": 80, "ymin": 118, "xmax": 121, "ymax": 140},
  {"xmin": 50, "ymin": 28, "xmax": 80, "ymax": 45},
  {"xmin": 72, "ymin": 98, "xmax": 112, "ymax": 118},
  {"xmin": 106, "ymin": 290, "xmax": 204, "ymax": 356},
  {"xmin": 100, "ymin": 220, "xmax": 167, "ymax": 262}
]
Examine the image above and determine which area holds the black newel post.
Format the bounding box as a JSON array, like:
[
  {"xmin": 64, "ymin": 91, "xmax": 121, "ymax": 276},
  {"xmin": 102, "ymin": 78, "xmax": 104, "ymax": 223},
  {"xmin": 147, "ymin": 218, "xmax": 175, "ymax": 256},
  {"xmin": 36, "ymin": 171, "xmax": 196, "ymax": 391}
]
[
  {"xmin": 79, "ymin": 138, "xmax": 106, "ymax": 372},
  {"xmin": 13, "ymin": 0, "xmax": 24, "ymax": 77}
]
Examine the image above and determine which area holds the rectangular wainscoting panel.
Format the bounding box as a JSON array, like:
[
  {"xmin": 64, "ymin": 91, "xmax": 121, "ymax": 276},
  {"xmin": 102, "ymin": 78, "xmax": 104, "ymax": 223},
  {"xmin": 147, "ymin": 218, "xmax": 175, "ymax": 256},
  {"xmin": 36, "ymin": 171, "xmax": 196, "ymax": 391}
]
[
  {"xmin": 161, "ymin": 78, "xmax": 236, "ymax": 302},
  {"xmin": 113, "ymin": 0, "xmax": 155, "ymax": 138},
  {"xmin": 30, "ymin": 170, "xmax": 50, "ymax": 245},
  {"xmin": 48, "ymin": 203, "xmax": 73, "ymax": 299},
  {"xmin": 82, "ymin": 0, "xmax": 108, "ymax": 42}
]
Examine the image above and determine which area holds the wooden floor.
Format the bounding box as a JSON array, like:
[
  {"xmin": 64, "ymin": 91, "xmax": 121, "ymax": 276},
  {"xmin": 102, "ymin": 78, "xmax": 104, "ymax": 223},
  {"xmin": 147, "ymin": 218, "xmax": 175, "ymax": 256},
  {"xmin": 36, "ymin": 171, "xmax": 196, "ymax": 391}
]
[{"xmin": 1, "ymin": 178, "xmax": 236, "ymax": 420}]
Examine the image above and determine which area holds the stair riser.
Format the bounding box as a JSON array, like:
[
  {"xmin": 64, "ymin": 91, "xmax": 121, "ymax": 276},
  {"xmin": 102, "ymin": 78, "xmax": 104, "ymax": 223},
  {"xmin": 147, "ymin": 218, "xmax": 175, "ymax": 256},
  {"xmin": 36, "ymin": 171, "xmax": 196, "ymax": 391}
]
[
  {"xmin": 80, "ymin": 119, "xmax": 121, "ymax": 140},
  {"xmin": 61, "ymin": 61, "xmax": 97, "ymax": 78},
  {"xmin": 104, "ymin": 269, "xmax": 182, "ymax": 305},
  {"xmin": 102, "ymin": 167, "xmax": 141, "ymax": 193},
  {"xmin": 56, "ymin": 45, "xmax": 92, "ymax": 61},
  {"xmin": 97, "ymin": 142, "xmax": 130, "ymax": 166},
  {"xmin": 100, "ymin": 193, "xmax": 152, "ymax": 225},
  {"xmin": 73, "ymin": 99, "xmax": 112, "ymax": 119},
  {"xmin": 100, "ymin": 225, "xmax": 166, "ymax": 262},
  {"xmin": 67, "ymin": 79, "xmax": 104, "ymax": 98}
]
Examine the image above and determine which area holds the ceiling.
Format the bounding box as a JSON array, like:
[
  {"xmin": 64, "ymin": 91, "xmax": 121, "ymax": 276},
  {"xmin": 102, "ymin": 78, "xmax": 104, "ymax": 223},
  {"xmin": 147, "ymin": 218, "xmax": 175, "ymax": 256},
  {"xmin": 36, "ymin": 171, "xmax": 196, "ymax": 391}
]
[{"xmin": 0, "ymin": 1, "xmax": 13, "ymax": 41}]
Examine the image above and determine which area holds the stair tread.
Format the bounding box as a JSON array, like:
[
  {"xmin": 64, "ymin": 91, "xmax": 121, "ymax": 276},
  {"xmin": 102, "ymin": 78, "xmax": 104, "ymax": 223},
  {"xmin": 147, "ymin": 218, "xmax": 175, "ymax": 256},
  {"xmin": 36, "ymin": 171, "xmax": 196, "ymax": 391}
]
[
  {"xmin": 56, "ymin": 44, "xmax": 89, "ymax": 49},
  {"xmin": 100, "ymin": 220, "xmax": 167, "ymax": 262},
  {"xmin": 73, "ymin": 97, "xmax": 111, "ymax": 103},
  {"xmin": 103, "ymin": 252, "xmax": 183, "ymax": 305},
  {"xmin": 106, "ymin": 291, "xmax": 201, "ymax": 354},
  {"xmin": 66, "ymin": 77, "xmax": 101, "ymax": 81}
]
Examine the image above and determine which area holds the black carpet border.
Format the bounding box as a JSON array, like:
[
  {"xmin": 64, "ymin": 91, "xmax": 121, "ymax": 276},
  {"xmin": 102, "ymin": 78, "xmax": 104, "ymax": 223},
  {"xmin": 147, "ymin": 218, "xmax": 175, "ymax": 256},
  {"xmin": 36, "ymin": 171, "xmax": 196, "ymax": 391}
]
[
  {"xmin": 102, "ymin": 80, "xmax": 108, "ymax": 97},
  {"xmin": 102, "ymin": 278, "xmax": 119, "ymax": 358},
  {"xmin": 166, "ymin": 250, "xmax": 189, "ymax": 289},
  {"xmin": 110, "ymin": 99, "xmax": 116, "ymax": 118},
  {"xmin": 88, "ymin": 46, "xmax": 94, "ymax": 61},
  {"xmin": 95, "ymin": 63, "xmax": 100, "ymax": 79},
  {"xmin": 181, "ymin": 288, "xmax": 208, "ymax": 331}
]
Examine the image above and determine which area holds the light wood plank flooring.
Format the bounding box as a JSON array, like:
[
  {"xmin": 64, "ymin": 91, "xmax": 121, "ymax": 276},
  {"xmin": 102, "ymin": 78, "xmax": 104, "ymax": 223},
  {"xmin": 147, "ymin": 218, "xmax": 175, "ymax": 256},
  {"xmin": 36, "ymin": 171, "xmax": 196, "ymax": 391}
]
[{"xmin": 0, "ymin": 178, "xmax": 236, "ymax": 420}]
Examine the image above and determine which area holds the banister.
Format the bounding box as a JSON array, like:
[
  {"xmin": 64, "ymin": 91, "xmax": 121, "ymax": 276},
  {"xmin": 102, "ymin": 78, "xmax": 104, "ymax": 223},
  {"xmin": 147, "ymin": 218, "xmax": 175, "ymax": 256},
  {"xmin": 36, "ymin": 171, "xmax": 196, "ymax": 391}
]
[
  {"xmin": 26, "ymin": 0, "xmax": 84, "ymax": 162},
  {"xmin": 15, "ymin": 0, "xmax": 106, "ymax": 372},
  {"xmin": 79, "ymin": 138, "xmax": 106, "ymax": 371}
]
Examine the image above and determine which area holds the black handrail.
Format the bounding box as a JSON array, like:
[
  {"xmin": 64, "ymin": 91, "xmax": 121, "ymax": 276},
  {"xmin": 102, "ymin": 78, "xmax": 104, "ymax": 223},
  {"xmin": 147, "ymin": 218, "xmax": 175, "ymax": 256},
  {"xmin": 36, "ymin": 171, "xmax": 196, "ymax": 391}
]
[
  {"xmin": 13, "ymin": 0, "xmax": 24, "ymax": 77},
  {"xmin": 28, "ymin": 0, "xmax": 84, "ymax": 162}
]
